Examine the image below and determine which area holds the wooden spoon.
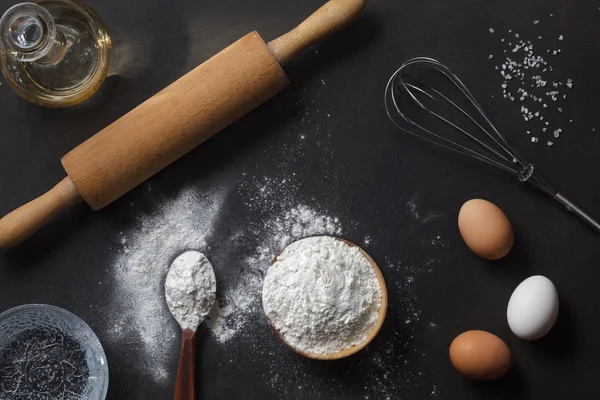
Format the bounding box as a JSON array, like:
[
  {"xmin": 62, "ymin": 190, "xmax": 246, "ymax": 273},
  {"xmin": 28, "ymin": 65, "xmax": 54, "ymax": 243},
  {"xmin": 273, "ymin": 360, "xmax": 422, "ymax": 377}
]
[
  {"xmin": 173, "ymin": 329, "xmax": 197, "ymax": 400},
  {"xmin": 165, "ymin": 251, "xmax": 217, "ymax": 400},
  {"xmin": 267, "ymin": 237, "xmax": 388, "ymax": 360}
]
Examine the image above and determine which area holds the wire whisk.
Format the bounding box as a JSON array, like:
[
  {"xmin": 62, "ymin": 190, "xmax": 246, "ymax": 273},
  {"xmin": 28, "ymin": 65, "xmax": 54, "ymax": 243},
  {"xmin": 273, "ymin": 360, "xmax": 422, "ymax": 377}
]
[{"xmin": 384, "ymin": 56, "xmax": 600, "ymax": 233}]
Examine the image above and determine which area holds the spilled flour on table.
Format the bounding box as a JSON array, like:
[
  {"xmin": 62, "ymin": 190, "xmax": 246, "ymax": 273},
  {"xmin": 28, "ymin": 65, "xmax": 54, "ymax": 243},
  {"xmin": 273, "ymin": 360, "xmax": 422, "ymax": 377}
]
[
  {"xmin": 106, "ymin": 98, "xmax": 445, "ymax": 398},
  {"xmin": 106, "ymin": 181, "xmax": 343, "ymax": 383},
  {"xmin": 107, "ymin": 187, "xmax": 227, "ymax": 382}
]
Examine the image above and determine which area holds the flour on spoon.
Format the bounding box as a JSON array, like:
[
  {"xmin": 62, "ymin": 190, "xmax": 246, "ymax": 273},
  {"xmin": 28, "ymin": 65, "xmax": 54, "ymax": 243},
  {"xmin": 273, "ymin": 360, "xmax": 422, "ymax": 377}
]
[{"xmin": 165, "ymin": 251, "xmax": 217, "ymax": 331}]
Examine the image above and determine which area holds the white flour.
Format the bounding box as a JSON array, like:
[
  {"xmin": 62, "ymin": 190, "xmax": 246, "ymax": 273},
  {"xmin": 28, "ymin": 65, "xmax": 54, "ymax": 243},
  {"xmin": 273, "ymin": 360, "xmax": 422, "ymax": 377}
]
[
  {"xmin": 262, "ymin": 236, "xmax": 382, "ymax": 355},
  {"xmin": 108, "ymin": 187, "xmax": 225, "ymax": 382},
  {"xmin": 165, "ymin": 251, "xmax": 216, "ymax": 331},
  {"xmin": 206, "ymin": 205, "xmax": 343, "ymax": 343},
  {"xmin": 104, "ymin": 94, "xmax": 443, "ymax": 397},
  {"xmin": 107, "ymin": 181, "xmax": 341, "ymax": 381}
]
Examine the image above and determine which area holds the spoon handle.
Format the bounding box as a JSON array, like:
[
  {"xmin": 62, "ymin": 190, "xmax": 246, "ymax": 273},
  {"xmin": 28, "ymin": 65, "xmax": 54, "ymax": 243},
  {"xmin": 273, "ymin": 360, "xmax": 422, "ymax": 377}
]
[{"xmin": 173, "ymin": 330, "xmax": 196, "ymax": 400}]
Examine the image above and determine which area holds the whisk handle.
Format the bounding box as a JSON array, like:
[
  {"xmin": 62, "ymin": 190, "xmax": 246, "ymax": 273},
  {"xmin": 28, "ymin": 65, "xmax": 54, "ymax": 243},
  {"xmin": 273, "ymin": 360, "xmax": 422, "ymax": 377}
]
[{"xmin": 554, "ymin": 193, "xmax": 600, "ymax": 233}]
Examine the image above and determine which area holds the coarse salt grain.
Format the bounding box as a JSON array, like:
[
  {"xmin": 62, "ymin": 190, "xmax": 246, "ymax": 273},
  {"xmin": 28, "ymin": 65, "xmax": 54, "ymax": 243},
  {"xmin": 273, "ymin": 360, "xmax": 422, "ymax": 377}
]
[{"xmin": 492, "ymin": 29, "xmax": 576, "ymax": 145}]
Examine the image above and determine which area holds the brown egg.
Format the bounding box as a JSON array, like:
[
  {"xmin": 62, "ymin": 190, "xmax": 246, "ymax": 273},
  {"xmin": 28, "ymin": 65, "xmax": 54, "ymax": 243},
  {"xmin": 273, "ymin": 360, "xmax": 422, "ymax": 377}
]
[
  {"xmin": 458, "ymin": 199, "xmax": 514, "ymax": 260},
  {"xmin": 449, "ymin": 330, "xmax": 512, "ymax": 381}
]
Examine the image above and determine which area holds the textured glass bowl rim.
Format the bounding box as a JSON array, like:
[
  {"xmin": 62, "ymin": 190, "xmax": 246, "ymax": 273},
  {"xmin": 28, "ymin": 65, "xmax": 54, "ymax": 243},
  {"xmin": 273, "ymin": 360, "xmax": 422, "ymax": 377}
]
[{"xmin": 0, "ymin": 303, "xmax": 109, "ymax": 399}]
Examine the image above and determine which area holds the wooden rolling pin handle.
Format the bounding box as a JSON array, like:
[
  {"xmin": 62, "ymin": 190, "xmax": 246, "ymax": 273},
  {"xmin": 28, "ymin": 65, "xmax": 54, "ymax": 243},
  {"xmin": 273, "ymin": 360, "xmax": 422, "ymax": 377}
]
[
  {"xmin": 267, "ymin": 0, "xmax": 366, "ymax": 65},
  {"xmin": 0, "ymin": 177, "xmax": 82, "ymax": 250},
  {"xmin": 173, "ymin": 330, "xmax": 196, "ymax": 400}
]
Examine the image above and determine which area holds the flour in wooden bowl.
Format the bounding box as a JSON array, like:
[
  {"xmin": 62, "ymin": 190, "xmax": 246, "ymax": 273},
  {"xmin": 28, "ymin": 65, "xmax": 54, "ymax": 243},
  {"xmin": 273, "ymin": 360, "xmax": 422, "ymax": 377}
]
[{"xmin": 262, "ymin": 236, "xmax": 382, "ymax": 356}]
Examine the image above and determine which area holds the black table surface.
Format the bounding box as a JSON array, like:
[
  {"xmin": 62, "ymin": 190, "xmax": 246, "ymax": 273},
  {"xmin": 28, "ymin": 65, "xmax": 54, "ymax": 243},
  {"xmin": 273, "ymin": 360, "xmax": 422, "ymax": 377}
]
[{"xmin": 2, "ymin": 0, "xmax": 600, "ymax": 399}]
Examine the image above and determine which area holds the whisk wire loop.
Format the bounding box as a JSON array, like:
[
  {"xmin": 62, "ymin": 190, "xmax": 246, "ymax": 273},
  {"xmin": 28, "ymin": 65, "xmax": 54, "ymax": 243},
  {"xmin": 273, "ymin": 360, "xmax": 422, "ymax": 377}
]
[{"xmin": 384, "ymin": 57, "xmax": 600, "ymax": 233}]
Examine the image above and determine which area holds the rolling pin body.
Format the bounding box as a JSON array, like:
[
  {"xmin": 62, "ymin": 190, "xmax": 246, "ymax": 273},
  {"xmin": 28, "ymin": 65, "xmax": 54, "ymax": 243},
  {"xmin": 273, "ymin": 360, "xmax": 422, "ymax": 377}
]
[
  {"xmin": 63, "ymin": 32, "xmax": 288, "ymax": 210},
  {"xmin": 0, "ymin": 0, "xmax": 366, "ymax": 249}
]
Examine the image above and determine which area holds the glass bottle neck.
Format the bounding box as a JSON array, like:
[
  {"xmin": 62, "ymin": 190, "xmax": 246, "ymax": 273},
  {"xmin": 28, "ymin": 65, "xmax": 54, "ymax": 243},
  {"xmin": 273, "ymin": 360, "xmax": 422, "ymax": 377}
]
[{"xmin": 0, "ymin": 2, "xmax": 66, "ymax": 64}]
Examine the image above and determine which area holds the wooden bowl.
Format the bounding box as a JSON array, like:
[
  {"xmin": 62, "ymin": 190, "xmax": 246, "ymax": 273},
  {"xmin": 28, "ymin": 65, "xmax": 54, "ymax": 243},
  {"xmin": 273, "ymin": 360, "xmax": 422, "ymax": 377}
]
[{"xmin": 266, "ymin": 237, "xmax": 388, "ymax": 360}]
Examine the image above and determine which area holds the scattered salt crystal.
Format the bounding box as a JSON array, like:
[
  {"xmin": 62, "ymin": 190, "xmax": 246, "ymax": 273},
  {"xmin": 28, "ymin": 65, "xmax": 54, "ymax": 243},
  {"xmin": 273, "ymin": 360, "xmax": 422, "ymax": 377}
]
[
  {"xmin": 547, "ymin": 141, "xmax": 554, "ymax": 147},
  {"xmin": 531, "ymin": 137, "xmax": 539, "ymax": 143},
  {"xmin": 489, "ymin": 28, "xmax": 495, "ymax": 33},
  {"xmin": 488, "ymin": 54, "xmax": 494, "ymax": 59},
  {"xmin": 534, "ymin": 20, "xmax": 539, "ymax": 24},
  {"xmin": 494, "ymin": 29, "xmax": 575, "ymax": 147}
]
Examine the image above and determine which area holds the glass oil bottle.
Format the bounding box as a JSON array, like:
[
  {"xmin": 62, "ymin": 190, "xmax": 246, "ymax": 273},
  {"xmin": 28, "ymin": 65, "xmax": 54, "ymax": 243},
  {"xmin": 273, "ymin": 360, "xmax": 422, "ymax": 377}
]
[{"xmin": 0, "ymin": 0, "xmax": 111, "ymax": 107}]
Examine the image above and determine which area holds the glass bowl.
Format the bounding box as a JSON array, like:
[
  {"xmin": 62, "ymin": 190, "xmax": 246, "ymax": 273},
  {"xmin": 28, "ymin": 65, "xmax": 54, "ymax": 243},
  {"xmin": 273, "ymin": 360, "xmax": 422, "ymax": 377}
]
[{"xmin": 0, "ymin": 304, "xmax": 109, "ymax": 399}]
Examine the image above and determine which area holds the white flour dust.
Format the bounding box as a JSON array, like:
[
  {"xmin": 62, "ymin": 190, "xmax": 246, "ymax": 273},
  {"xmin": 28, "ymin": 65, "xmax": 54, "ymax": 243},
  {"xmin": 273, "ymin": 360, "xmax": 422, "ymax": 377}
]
[
  {"xmin": 206, "ymin": 205, "xmax": 343, "ymax": 343},
  {"xmin": 107, "ymin": 187, "xmax": 225, "ymax": 382},
  {"xmin": 263, "ymin": 236, "xmax": 382, "ymax": 355},
  {"xmin": 165, "ymin": 251, "xmax": 216, "ymax": 331},
  {"xmin": 100, "ymin": 68, "xmax": 446, "ymax": 397}
]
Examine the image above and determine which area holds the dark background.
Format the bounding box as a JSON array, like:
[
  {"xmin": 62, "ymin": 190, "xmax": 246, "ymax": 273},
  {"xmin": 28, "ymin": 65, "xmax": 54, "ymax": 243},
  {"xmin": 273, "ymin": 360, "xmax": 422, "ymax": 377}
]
[{"xmin": 1, "ymin": 0, "xmax": 600, "ymax": 399}]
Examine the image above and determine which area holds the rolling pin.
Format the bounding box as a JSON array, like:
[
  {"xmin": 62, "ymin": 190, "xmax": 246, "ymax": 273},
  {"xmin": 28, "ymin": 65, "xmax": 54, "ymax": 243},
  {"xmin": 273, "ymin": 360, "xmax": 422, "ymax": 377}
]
[{"xmin": 0, "ymin": 0, "xmax": 365, "ymax": 249}]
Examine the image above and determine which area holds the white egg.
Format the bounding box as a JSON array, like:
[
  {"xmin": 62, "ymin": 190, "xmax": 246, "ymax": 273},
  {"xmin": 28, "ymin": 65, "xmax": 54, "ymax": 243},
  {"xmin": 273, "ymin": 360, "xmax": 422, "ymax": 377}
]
[{"xmin": 506, "ymin": 275, "xmax": 559, "ymax": 340}]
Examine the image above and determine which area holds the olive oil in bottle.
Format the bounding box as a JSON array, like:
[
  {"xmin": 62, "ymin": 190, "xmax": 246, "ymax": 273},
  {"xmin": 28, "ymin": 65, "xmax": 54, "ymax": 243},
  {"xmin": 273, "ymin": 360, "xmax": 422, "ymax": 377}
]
[{"xmin": 0, "ymin": 0, "xmax": 111, "ymax": 107}]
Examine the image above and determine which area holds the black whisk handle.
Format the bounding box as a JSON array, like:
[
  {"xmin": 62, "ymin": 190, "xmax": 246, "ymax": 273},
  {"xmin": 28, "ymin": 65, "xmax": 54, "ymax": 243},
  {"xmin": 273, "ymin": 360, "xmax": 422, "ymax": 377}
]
[{"xmin": 554, "ymin": 193, "xmax": 600, "ymax": 233}]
